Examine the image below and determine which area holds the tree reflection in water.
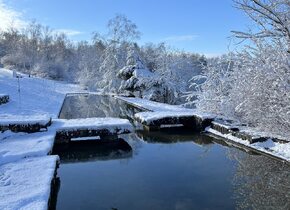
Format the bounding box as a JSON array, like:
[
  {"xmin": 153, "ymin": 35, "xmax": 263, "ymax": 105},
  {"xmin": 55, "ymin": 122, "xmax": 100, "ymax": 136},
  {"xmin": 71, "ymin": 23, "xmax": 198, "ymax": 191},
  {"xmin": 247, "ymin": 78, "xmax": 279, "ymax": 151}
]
[
  {"xmin": 59, "ymin": 94, "xmax": 142, "ymax": 121},
  {"xmin": 227, "ymin": 149, "xmax": 290, "ymax": 210}
]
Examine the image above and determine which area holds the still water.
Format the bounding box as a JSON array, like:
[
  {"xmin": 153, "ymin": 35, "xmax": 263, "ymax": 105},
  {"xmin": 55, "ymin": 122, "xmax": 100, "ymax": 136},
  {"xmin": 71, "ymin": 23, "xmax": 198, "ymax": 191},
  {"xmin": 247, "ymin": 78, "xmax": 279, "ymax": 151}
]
[{"xmin": 54, "ymin": 95, "xmax": 290, "ymax": 210}]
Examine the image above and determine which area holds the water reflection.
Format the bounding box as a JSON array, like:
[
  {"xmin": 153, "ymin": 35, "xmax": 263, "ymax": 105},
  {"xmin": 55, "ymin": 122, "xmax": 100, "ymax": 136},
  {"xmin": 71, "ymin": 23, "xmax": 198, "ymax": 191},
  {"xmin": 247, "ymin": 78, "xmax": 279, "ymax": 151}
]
[
  {"xmin": 137, "ymin": 127, "xmax": 213, "ymax": 145},
  {"xmin": 59, "ymin": 94, "xmax": 143, "ymax": 121},
  {"xmin": 53, "ymin": 139, "xmax": 132, "ymax": 163},
  {"xmin": 227, "ymin": 149, "xmax": 290, "ymax": 210}
]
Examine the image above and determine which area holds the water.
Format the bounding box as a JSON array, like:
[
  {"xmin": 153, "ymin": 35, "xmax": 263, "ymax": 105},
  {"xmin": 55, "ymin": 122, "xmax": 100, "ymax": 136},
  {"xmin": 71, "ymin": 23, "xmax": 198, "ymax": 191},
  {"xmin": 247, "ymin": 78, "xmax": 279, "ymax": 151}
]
[
  {"xmin": 54, "ymin": 95, "xmax": 290, "ymax": 210},
  {"xmin": 58, "ymin": 94, "xmax": 143, "ymax": 120}
]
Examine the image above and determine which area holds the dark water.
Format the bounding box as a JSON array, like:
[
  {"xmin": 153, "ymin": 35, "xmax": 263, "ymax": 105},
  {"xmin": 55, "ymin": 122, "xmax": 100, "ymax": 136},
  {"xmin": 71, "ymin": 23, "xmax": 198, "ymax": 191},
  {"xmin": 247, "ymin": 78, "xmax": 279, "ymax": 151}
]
[{"xmin": 54, "ymin": 95, "xmax": 290, "ymax": 210}]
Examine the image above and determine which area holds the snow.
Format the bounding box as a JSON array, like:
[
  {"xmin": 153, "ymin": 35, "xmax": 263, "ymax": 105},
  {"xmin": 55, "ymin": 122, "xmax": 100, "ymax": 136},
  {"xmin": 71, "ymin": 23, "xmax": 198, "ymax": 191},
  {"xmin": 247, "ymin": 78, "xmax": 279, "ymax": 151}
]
[
  {"xmin": 135, "ymin": 111, "xmax": 202, "ymax": 124},
  {"xmin": 0, "ymin": 156, "xmax": 58, "ymax": 210},
  {"xmin": 117, "ymin": 96, "xmax": 177, "ymax": 111},
  {"xmin": 133, "ymin": 68, "xmax": 154, "ymax": 78},
  {"xmin": 238, "ymin": 126, "xmax": 290, "ymax": 143},
  {"xmin": 71, "ymin": 136, "xmax": 101, "ymax": 141},
  {"xmin": 117, "ymin": 96, "xmax": 214, "ymax": 121},
  {"xmin": 0, "ymin": 131, "xmax": 55, "ymax": 165},
  {"xmin": 53, "ymin": 118, "xmax": 133, "ymax": 133},
  {"xmin": 117, "ymin": 96, "xmax": 193, "ymax": 111},
  {"xmin": 0, "ymin": 68, "xmax": 83, "ymax": 118},
  {"xmin": 206, "ymin": 127, "xmax": 290, "ymax": 162},
  {"xmin": 211, "ymin": 120, "xmax": 240, "ymax": 130},
  {"xmin": 0, "ymin": 115, "xmax": 51, "ymax": 126}
]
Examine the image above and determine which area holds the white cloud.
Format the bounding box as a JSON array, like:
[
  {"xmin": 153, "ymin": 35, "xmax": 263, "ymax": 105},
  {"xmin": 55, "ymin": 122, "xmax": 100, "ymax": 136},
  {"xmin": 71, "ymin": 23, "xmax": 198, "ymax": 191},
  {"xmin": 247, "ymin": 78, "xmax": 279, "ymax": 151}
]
[
  {"xmin": 0, "ymin": 1, "xmax": 83, "ymax": 38},
  {"xmin": 163, "ymin": 35, "xmax": 198, "ymax": 42},
  {"xmin": 0, "ymin": 0, "xmax": 26, "ymax": 31},
  {"xmin": 53, "ymin": 29, "xmax": 83, "ymax": 37}
]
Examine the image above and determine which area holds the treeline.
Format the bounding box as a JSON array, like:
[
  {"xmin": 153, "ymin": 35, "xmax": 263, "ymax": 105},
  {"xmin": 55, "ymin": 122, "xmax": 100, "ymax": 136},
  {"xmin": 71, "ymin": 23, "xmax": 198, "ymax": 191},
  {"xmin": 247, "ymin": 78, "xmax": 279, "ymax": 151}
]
[{"xmin": 0, "ymin": 16, "xmax": 206, "ymax": 104}]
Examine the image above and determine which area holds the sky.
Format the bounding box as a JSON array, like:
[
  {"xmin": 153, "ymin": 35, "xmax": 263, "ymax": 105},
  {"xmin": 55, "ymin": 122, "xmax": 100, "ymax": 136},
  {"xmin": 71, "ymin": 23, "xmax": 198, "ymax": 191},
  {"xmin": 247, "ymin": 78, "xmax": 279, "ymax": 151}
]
[{"xmin": 0, "ymin": 0, "xmax": 252, "ymax": 56}]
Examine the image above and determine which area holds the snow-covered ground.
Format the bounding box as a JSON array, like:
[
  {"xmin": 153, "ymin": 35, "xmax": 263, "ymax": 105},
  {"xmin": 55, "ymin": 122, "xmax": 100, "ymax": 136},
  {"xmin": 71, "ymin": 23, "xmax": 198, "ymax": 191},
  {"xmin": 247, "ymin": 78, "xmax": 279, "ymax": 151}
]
[
  {"xmin": 0, "ymin": 69, "xmax": 84, "ymax": 210},
  {"xmin": 0, "ymin": 68, "xmax": 83, "ymax": 118}
]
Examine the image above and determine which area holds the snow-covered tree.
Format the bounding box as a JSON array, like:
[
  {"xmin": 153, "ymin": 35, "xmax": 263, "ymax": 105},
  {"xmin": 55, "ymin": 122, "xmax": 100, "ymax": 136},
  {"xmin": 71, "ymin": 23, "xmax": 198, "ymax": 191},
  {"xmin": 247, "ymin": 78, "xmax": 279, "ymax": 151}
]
[
  {"xmin": 233, "ymin": 0, "xmax": 290, "ymax": 52},
  {"xmin": 117, "ymin": 44, "xmax": 177, "ymax": 103}
]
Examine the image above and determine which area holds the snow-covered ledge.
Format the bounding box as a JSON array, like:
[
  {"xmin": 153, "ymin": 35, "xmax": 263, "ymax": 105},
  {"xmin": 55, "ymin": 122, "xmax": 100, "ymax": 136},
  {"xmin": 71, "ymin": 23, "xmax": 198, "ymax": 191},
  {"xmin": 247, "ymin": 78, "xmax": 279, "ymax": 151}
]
[{"xmin": 206, "ymin": 127, "xmax": 290, "ymax": 163}]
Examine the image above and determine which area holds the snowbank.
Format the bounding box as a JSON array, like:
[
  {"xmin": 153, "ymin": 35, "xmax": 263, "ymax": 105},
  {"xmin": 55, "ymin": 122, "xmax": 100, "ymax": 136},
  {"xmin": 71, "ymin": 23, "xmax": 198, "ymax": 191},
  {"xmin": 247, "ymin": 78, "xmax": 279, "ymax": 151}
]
[{"xmin": 0, "ymin": 156, "xmax": 59, "ymax": 210}]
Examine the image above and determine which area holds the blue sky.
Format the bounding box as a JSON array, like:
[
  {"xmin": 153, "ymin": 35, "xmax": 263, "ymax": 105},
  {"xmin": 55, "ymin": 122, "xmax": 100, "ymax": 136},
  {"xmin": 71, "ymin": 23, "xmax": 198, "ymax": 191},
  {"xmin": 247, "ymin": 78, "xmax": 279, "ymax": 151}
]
[{"xmin": 1, "ymin": 0, "xmax": 252, "ymax": 56}]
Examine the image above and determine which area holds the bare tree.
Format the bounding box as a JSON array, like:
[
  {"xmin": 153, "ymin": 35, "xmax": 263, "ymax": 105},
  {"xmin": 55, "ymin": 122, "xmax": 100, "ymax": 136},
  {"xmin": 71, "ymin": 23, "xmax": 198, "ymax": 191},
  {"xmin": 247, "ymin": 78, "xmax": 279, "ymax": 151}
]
[{"xmin": 107, "ymin": 14, "xmax": 141, "ymax": 43}]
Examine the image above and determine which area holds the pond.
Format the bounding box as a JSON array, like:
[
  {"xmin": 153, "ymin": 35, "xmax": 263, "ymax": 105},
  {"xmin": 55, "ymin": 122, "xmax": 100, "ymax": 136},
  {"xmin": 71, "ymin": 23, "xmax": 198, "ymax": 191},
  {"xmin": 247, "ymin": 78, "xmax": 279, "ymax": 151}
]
[{"xmin": 53, "ymin": 95, "xmax": 290, "ymax": 210}]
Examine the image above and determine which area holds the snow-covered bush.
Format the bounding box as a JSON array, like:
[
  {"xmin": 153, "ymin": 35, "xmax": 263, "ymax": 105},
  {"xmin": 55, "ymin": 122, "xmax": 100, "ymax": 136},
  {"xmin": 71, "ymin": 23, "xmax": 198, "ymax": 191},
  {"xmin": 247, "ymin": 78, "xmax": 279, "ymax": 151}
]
[{"xmin": 186, "ymin": 54, "xmax": 234, "ymax": 113}]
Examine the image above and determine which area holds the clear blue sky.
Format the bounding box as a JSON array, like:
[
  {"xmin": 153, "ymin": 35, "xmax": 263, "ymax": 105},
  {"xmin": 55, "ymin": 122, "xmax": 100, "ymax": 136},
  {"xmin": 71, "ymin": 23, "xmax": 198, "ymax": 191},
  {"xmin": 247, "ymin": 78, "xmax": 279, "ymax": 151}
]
[{"xmin": 3, "ymin": 0, "xmax": 252, "ymax": 56}]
